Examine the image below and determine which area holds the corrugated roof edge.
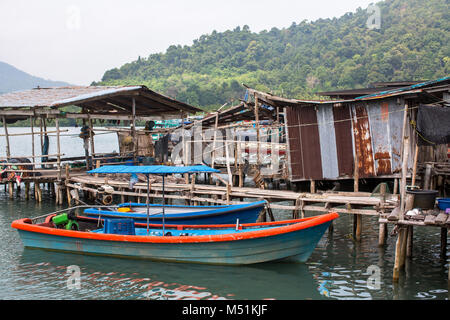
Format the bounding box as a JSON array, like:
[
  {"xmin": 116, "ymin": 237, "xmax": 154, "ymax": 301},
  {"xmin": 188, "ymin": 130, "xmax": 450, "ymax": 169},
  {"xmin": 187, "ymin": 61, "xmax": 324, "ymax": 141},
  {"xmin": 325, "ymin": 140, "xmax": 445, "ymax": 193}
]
[
  {"xmin": 246, "ymin": 76, "xmax": 450, "ymax": 107},
  {"xmin": 354, "ymin": 76, "xmax": 450, "ymax": 100},
  {"xmin": 51, "ymin": 86, "xmax": 143, "ymax": 107}
]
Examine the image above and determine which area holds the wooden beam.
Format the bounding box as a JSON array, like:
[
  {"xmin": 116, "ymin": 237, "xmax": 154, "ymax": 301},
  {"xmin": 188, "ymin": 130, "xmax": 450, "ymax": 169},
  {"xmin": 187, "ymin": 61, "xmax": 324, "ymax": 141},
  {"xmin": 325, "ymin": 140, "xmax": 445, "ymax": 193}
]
[
  {"xmin": 400, "ymin": 134, "xmax": 410, "ymax": 218},
  {"xmin": 138, "ymin": 91, "xmax": 198, "ymax": 114},
  {"xmin": 254, "ymin": 96, "xmax": 261, "ymax": 166},
  {"xmin": 55, "ymin": 89, "xmax": 140, "ymax": 108},
  {"xmin": 2, "ymin": 116, "xmax": 11, "ymax": 159},
  {"xmin": 132, "ymin": 97, "xmax": 137, "ymax": 162},
  {"xmin": 63, "ymin": 113, "xmax": 180, "ymax": 120},
  {"xmin": 55, "ymin": 117, "xmax": 61, "ymax": 181},
  {"xmin": 30, "ymin": 116, "xmax": 35, "ymax": 174}
]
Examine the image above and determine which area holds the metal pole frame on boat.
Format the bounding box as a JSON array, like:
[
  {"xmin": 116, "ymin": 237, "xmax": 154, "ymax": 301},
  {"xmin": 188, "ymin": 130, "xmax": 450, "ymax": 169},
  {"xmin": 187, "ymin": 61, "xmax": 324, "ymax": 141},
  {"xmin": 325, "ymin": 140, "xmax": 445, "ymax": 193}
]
[
  {"xmin": 146, "ymin": 174, "xmax": 150, "ymax": 235},
  {"xmin": 145, "ymin": 173, "xmax": 166, "ymax": 236},
  {"xmin": 162, "ymin": 174, "xmax": 166, "ymax": 235}
]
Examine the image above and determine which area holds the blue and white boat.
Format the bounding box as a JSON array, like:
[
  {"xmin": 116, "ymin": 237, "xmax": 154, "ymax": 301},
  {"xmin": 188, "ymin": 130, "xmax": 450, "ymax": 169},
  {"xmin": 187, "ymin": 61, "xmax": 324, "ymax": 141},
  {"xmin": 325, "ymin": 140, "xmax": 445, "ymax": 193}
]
[
  {"xmin": 11, "ymin": 213, "xmax": 339, "ymax": 265},
  {"xmin": 83, "ymin": 165, "xmax": 265, "ymax": 226},
  {"xmin": 83, "ymin": 201, "xmax": 266, "ymax": 225}
]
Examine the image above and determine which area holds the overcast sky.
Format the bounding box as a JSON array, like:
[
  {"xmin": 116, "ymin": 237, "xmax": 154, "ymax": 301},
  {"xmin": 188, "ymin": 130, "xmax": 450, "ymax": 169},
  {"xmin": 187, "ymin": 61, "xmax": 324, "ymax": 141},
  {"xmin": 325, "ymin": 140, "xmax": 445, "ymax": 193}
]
[{"xmin": 0, "ymin": 0, "xmax": 375, "ymax": 85}]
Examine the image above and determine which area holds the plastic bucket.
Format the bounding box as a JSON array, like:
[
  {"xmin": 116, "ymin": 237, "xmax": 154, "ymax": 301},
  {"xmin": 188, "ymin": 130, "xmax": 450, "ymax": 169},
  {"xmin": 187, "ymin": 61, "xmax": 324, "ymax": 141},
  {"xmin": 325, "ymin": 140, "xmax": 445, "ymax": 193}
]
[
  {"xmin": 437, "ymin": 198, "xmax": 450, "ymax": 211},
  {"xmin": 405, "ymin": 189, "xmax": 438, "ymax": 210}
]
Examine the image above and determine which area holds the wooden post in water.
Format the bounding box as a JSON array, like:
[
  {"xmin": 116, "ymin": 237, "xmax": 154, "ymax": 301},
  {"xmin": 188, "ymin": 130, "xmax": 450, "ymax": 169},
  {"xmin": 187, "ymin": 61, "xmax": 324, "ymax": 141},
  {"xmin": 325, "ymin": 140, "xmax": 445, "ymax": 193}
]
[
  {"xmin": 2, "ymin": 116, "xmax": 11, "ymax": 160},
  {"xmin": 131, "ymin": 98, "xmax": 137, "ymax": 164},
  {"xmin": 81, "ymin": 118, "xmax": 90, "ymax": 170},
  {"xmin": 393, "ymin": 226, "xmax": 407, "ymax": 282},
  {"xmin": 35, "ymin": 182, "xmax": 42, "ymax": 203},
  {"xmin": 3, "ymin": 116, "xmax": 14, "ymax": 198},
  {"xmin": 55, "ymin": 117, "xmax": 62, "ymax": 182},
  {"xmin": 181, "ymin": 113, "xmax": 189, "ymax": 184},
  {"xmin": 237, "ymin": 135, "xmax": 244, "ymax": 187},
  {"xmin": 224, "ymin": 138, "xmax": 232, "ymax": 186},
  {"xmin": 400, "ymin": 135, "xmax": 410, "ymax": 217},
  {"xmin": 39, "ymin": 117, "xmax": 44, "ymax": 160},
  {"xmin": 393, "ymin": 121, "xmax": 411, "ymax": 282},
  {"xmin": 353, "ymin": 147, "xmax": 361, "ymax": 241},
  {"xmin": 25, "ymin": 182, "xmax": 30, "ymax": 200},
  {"xmin": 65, "ymin": 164, "xmax": 71, "ymax": 207},
  {"xmin": 411, "ymin": 144, "xmax": 419, "ymax": 187},
  {"xmin": 30, "ymin": 117, "xmax": 35, "ymax": 178},
  {"xmin": 440, "ymin": 227, "xmax": 447, "ymax": 258},
  {"xmin": 378, "ymin": 183, "xmax": 388, "ymax": 246},
  {"xmin": 310, "ymin": 179, "xmax": 316, "ymax": 194},
  {"xmin": 89, "ymin": 117, "xmax": 95, "ymax": 167},
  {"xmin": 254, "ymin": 96, "xmax": 261, "ymax": 166},
  {"xmin": 406, "ymin": 226, "xmax": 414, "ymax": 257}
]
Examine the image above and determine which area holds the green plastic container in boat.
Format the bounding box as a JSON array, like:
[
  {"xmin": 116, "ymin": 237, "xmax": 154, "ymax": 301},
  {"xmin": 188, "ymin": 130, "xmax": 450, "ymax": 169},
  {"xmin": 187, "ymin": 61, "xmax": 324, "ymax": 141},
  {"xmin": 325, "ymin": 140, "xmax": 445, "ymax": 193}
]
[{"xmin": 52, "ymin": 213, "xmax": 69, "ymax": 226}]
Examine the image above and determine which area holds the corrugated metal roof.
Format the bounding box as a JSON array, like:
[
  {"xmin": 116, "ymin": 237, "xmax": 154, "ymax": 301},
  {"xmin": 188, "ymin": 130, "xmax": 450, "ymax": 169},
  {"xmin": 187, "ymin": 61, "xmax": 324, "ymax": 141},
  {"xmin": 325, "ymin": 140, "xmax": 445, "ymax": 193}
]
[
  {"xmin": 354, "ymin": 76, "xmax": 450, "ymax": 100},
  {"xmin": 0, "ymin": 86, "xmax": 130, "ymax": 108},
  {"xmin": 246, "ymin": 76, "xmax": 450, "ymax": 107},
  {"xmin": 0, "ymin": 85, "xmax": 201, "ymax": 116}
]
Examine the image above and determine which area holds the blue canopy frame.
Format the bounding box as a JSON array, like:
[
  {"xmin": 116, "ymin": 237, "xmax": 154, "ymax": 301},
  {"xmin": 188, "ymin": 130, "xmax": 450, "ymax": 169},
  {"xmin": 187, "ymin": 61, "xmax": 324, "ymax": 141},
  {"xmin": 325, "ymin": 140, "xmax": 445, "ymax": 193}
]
[
  {"xmin": 87, "ymin": 165, "xmax": 220, "ymax": 175},
  {"xmin": 87, "ymin": 165, "xmax": 220, "ymax": 235}
]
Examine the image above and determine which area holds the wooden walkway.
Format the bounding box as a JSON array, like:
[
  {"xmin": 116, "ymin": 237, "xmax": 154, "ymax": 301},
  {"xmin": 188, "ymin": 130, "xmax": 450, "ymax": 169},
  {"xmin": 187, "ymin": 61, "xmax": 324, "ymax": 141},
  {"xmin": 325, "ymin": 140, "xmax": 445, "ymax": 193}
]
[{"xmin": 67, "ymin": 174, "xmax": 398, "ymax": 217}]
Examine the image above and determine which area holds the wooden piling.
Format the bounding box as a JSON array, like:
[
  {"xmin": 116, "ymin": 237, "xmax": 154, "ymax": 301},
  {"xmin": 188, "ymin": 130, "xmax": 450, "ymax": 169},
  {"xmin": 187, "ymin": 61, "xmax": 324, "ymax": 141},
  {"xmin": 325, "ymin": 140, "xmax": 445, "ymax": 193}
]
[
  {"xmin": 378, "ymin": 183, "xmax": 388, "ymax": 246},
  {"xmin": 2, "ymin": 116, "xmax": 11, "ymax": 160},
  {"xmin": 399, "ymin": 135, "xmax": 410, "ymax": 216},
  {"xmin": 35, "ymin": 182, "xmax": 42, "ymax": 203},
  {"xmin": 8, "ymin": 182, "xmax": 13, "ymax": 199},
  {"xmin": 25, "ymin": 182, "xmax": 30, "ymax": 200},
  {"xmin": 55, "ymin": 117, "xmax": 61, "ymax": 181},
  {"xmin": 254, "ymin": 96, "xmax": 261, "ymax": 166},
  {"xmin": 393, "ymin": 226, "xmax": 408, "ymax": 282},
  {"xmin": 440, "ymin": 227, "xmax": 448, "ymax": 258},
  {"xmin": 30, "ymin": 116, "xmax": 35, "ymax": 177},
  {"xmin": 378, "ymin": 223, "xmax": 387, "ymax": 246},
  {"xmin": 310, "ymin": 180, "xmax": 316, "ymax": 194},
  {"xmin": 406, "ymin": 226, "xmax": 413, "ymax": 257},
  {"xmin": 131, "ymin": 98, "xmax": 136, "ymax": 164}
]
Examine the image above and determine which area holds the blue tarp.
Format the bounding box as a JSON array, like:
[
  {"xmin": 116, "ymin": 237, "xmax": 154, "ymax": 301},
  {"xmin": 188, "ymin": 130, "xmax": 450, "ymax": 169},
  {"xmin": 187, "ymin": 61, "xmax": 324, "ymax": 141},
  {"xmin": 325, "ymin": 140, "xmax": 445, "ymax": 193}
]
[{"xmin": 87, "ymin": 165, "xmax": 220, "ymax": 175}]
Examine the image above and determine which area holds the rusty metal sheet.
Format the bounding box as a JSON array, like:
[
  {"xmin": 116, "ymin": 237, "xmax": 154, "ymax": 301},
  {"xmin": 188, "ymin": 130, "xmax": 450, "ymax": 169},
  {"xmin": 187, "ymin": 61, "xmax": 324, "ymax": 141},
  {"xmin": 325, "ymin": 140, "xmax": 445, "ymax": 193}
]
[
  {"xmin": 367, "ymin": 101, "xmax": 392, "ymax": 175},
  {"xmin": 332, "ymin": 104, "xmax": 354, "ymax": 177},
  {"xmin": 298, "ymin": 106, "xmax": 323, "ymax": 180},
  {"xmin": 286, "ymin": 106, "xmax": 323, "ymax": 180},
  {"xmin": 286, "ymin": 107, "xmax": 304, "ymax": 180},
  {"xmin": 316, "ymin": 105, "xmax": 339, "ymax": 179},
  {"xmin": 351, "ymin": 104, "xmax": 375, "ymax": 178},
  {"xmin": 388, "ymin": 100, "xmax": 405, "ymax": 173}
]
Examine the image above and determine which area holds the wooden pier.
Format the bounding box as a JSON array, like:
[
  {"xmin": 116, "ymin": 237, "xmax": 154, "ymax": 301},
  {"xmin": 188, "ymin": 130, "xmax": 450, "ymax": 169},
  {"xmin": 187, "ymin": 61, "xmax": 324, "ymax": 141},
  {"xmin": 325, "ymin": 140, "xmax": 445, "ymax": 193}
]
[{"xmin": 1, "ymin": 82, "xmax": 449, "ymax": 284}]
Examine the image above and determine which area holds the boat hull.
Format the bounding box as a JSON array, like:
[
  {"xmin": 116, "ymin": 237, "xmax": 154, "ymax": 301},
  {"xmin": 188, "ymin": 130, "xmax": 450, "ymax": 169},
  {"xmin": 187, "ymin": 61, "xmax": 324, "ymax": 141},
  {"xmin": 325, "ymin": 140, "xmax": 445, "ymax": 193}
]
[
  {"xmin": 83, "ymin": 201, "xmax": 266, "ymax": 225},
  {"xmin": 12, "ymin": 213, "xmax": 338, "ymax": 265}
]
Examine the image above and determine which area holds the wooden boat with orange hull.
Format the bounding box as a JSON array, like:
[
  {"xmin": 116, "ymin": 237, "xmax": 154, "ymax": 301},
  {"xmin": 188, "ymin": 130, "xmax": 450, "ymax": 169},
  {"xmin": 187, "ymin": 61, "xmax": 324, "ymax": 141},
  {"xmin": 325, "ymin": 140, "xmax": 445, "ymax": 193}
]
[{"xmin": 11, "ymin": 212, "xmax": 338, "ymax": 265}]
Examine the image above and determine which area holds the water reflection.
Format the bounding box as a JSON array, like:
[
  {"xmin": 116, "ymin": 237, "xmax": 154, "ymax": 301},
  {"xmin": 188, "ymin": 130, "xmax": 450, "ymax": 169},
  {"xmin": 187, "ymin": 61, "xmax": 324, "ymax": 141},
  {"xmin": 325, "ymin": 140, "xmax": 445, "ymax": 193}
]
[
  {"xmin": 16, "ymin": 248, "xmax": 324, "ymax": 300},
  {"xmin": 1, "ymin": 147, "xmax": 449, "ymax": 299}
]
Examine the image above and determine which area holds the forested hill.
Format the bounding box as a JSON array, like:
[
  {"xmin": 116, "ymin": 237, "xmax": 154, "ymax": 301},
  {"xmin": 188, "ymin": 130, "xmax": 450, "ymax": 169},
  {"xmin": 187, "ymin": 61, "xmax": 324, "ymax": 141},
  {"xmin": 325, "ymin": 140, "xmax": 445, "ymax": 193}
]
[{"xmin": 96, "ymin": 0, "xmax": 450, "ymax": 111}]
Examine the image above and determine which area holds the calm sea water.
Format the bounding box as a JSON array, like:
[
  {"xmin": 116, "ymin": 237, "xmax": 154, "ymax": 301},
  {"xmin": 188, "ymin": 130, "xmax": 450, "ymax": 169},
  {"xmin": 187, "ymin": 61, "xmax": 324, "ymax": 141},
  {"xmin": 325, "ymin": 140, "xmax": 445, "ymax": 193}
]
[{"xmin": 0, "ymin": 127, "xmax": 448, "ymax": 300}]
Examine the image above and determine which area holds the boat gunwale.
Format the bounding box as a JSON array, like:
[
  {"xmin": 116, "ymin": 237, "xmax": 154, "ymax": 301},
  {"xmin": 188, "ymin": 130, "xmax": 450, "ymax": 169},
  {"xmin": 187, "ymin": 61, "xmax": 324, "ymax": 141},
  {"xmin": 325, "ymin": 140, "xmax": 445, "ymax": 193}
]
[{"xmin": 11, "ymin": 212, "xmax": 339, "ymax": 244}]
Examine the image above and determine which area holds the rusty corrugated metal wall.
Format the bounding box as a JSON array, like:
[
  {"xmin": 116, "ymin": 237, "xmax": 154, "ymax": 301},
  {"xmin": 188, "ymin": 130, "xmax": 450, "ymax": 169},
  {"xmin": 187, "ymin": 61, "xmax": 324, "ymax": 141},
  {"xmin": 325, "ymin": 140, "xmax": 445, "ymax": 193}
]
[
  {"xmin": 286, "ymin": 106, "xmax": 323, "ymax": 180},
  {"xmin": 351, "ymin": 103, "xmax": 376, "ymax": 178},
  {"xmin": 286, "ymin": 97, "xmax": 408, "ymax": 181},
  {"xmin": 332, "ymin": 105, "xmax": 354, "ymax": 177}
]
